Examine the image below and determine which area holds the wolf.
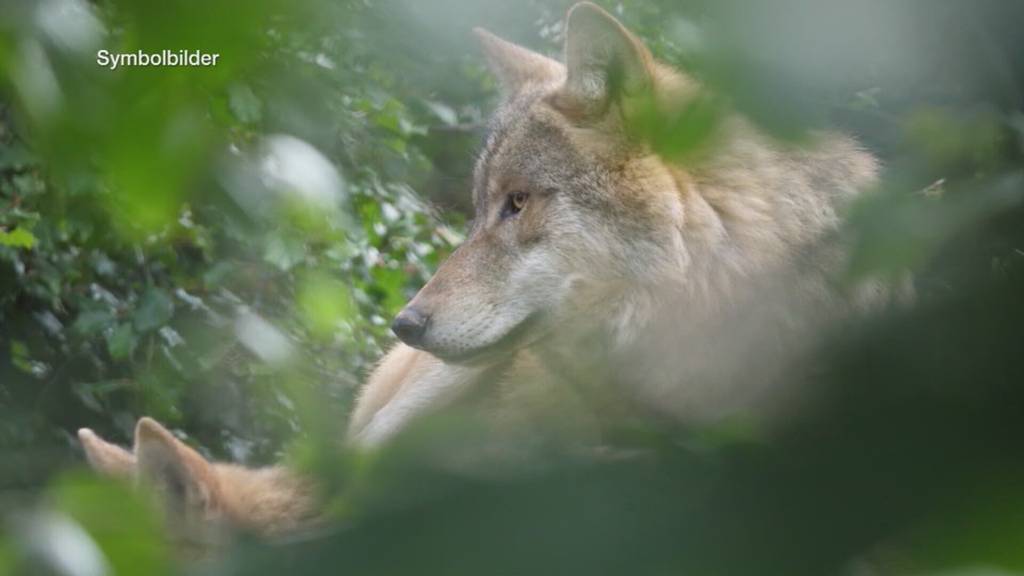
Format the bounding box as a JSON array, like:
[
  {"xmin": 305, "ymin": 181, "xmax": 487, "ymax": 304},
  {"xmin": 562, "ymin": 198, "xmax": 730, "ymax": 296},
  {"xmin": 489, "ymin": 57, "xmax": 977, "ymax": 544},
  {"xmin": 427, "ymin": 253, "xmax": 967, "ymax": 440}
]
[
  {"xmin": 350, "ymin": 1, "xmax": 881, "ymax": 447},
  {"xmin": 78, "ymin": 418, "xmax": 318, "ymax": 556}
]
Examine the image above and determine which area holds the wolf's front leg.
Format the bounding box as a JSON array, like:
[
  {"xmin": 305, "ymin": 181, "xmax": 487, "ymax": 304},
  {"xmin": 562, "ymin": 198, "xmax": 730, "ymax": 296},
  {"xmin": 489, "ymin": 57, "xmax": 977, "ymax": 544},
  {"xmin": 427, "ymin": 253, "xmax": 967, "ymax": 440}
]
[{"xmin": 347, "ymin": 343, "xmax": 487, "ymax": 447}]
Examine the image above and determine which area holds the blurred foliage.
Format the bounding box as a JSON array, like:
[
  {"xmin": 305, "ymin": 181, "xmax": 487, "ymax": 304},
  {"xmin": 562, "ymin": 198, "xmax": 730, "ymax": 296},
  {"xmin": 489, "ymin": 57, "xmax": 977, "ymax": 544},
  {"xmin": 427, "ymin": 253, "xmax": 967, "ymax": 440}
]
[
  {"xmin": 0, "ymin": 0, "xmax": 1023, "ymax": 575},
  {"xmin": 0, "ymin": 0, "xmax": 472, "ymax": 482}
]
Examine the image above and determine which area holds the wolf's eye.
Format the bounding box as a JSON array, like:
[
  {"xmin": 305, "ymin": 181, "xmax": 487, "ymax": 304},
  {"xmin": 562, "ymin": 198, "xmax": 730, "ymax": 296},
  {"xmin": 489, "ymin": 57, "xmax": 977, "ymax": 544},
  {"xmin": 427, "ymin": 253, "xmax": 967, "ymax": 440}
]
[{"xmin": 502, "ymin": 191, "xmax": 529, "ymax": 219}]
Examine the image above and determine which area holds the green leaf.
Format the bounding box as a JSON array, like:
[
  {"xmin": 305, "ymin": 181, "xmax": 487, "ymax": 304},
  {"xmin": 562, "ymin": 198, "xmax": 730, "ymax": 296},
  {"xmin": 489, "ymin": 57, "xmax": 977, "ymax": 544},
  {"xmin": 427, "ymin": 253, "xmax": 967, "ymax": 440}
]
[
  {"xmin": 228, "ymin": 83, "xmax": 263, "ymax": 125},
  {"xmin": 424, "ymin": 100, "xmax": 458, "ymax": 126},
  {"xmin": 73, "ymin": 309, "xmax": 115, "ymax": 336},
  {"xmin": 133, "ymin": 288, "xmax": 174, "ymax": 333},
  {"xmin": 202, "ymin": 261, "xmax": 236, "ymax": 288},
  {"xmin": 9, "ymin": 340, "xmax": 42, "ymax": 376},
  {"xmin": 627, "ymin": 92, "xmax": 726, "ymax": 162},
  {"xmin": 0, "ymin": 143, "xmax": 36, "ymax": 169},
  {"xmin": 370, "ymin": 265, "xmax": 407, "ymax": 315},
  {"xmin": 264, "ymin": 234, "xmax": 307, "ymax": 272},
  {"xmin": 0, "ymin": 227, "xmax": 36, "ymax": 249},
  {"xmin": 297, "ymin": 272, "xmax": 354, "ymax": 339},
  {"xmin": 49, "ymin": 473, "xmax": 171, "ymax": 576},
  {"xmin": 107, "ymin": 322, "xmax": 138, "ymax": 359}
]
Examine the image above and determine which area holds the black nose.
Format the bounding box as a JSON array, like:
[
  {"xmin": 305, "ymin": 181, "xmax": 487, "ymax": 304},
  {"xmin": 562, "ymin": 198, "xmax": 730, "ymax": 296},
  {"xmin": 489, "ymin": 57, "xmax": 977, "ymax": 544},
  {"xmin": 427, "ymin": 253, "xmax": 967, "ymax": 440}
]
[{"xmin": 391, "ymin": 307, "xmax": 429, "ymax": 346}]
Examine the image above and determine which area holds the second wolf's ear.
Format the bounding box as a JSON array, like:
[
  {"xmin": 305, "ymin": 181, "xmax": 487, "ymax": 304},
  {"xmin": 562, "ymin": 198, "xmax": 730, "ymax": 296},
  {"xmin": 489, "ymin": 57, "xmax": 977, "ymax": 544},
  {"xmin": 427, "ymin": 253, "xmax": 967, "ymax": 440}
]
[
  {"xmin": 134, "ymin": 418, "xmax": 220, "ymax": 519},
  {"xmin": 553, "ymin": 2, "xmax": 654, "ymax": 118},
  {"xmin": 79, "ymin": 428, "xmax": 136, "ymax": 480},
  {"xmin": 473, "ymin": 28, "xmax": 563, "ymax": 95}
]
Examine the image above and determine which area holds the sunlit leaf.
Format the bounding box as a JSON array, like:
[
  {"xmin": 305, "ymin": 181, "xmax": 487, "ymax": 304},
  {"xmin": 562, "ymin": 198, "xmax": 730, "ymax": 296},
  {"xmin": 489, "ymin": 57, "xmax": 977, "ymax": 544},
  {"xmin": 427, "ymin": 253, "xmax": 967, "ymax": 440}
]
[
  {"xmin": 297, "ymin": 271, "xmax": 354, "ymax": 339},
  {"xmin": 0, "ymin": 227, "xmax": 37, "ymax": 249}
]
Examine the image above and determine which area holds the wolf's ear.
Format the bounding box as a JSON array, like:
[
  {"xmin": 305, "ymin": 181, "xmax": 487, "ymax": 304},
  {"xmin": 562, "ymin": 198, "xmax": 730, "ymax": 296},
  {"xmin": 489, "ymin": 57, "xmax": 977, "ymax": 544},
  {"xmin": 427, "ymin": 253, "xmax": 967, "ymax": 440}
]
[
  {"xmin": 78, "ymin": 428, "xmax": 136, "ymax": 480},
  {"xmin": 473, "ymin": 28, "xmax": 563, "ymax": 94},
  {"xmin": 134, "ymin": 418, "xmax": 220, "ymax": 519},
  {"xmin": 553, "ymin": 2, "xmax": 653, "ymax": 118}
]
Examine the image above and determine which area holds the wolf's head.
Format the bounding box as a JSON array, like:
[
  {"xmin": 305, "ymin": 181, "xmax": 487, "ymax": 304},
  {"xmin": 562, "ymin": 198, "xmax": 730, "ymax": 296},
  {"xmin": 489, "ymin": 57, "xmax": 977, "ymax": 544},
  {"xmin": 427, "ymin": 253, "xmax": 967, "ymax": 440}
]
[
  {"xmin": 393, "ymin": 2, "xmax": 695, "ymax": 362},
  {"xmin": 78, "ymin": 418, "xmax": 317, "ymax": 557}
]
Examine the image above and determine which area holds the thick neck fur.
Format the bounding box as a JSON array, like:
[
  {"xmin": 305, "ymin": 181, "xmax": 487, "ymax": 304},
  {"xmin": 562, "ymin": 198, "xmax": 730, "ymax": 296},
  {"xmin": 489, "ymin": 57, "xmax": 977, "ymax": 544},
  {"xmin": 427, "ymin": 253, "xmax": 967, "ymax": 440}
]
[{"xmin": 538, "ymin": 106, "xmax": 878, "ymax": 426}]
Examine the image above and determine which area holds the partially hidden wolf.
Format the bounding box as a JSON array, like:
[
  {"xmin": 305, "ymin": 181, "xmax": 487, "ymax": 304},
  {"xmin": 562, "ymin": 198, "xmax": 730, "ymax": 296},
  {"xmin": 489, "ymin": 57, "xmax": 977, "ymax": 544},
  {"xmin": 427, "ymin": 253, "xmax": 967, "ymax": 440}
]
[
  {"xmin": 79, "ymin": 418, "xmax": 318, "ymax": 555},
  {"xmin": 348, "ymin": 2, "xmax": 881, "ymax": 446}
]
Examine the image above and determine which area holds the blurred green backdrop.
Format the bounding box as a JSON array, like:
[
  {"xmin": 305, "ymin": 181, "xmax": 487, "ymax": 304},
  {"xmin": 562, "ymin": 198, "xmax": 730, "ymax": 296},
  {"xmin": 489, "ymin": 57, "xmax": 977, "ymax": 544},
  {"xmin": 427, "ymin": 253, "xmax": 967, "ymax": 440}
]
[{"xmin": 1, "ymin": 0, "xmax": 1023, "ymax": 574}]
